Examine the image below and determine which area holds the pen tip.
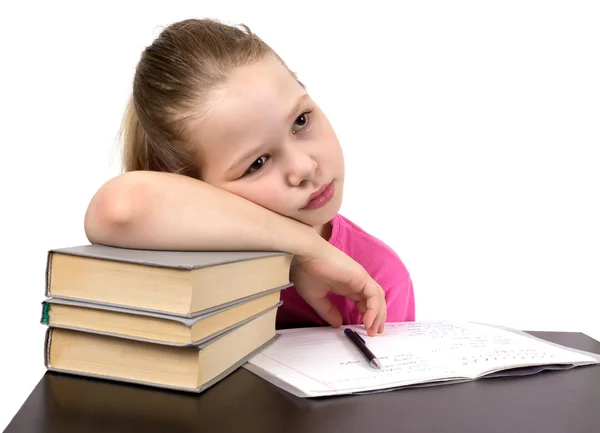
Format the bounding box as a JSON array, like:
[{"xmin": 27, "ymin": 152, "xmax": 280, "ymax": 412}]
[{"xmin": 371, "ymin": 359, "xmax": 381, "ymax": 369}]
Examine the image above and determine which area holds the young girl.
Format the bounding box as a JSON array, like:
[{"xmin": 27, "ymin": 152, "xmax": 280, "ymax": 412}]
[{"xmin": 84, "ymin": 18, "xmax": 415, "ymax": 337}]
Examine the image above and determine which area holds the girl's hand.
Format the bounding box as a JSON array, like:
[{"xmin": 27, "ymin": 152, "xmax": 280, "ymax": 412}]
[{"xmin": 290, "ymin": 243, "xmax": 387, "ymax": 336}]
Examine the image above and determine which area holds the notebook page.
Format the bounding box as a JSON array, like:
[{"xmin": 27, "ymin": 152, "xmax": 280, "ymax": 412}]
[
  {"xmin": 420, "ymin": 322, "xmax": 599, "ymax": 377},
  {"xmin": 246, "ymin": 323, "xmax": 466, "ymax": 396},
  {"xmin": 246, "ymin": 321, "xmax": 598, "ymax": 396}
]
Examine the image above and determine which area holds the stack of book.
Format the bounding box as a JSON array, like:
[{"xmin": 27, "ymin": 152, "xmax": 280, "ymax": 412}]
[{"xmin": 40, "ymin": 244, "xmax": 293, "ymax": 393}]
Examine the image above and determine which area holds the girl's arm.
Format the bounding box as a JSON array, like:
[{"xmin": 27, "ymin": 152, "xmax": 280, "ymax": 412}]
[
  {"xmin": 84, "ymin": 170, "xmax": 318, "ymax": 255},
  {"xmin": 84, "ymin": 170, "xmax": 386, "ymax": 335}
]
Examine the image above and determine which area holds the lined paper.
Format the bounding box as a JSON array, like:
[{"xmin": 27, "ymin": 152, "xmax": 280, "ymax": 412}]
[{"xmin": 244, "ymin": 321, "xmax": 599, "ymax": 397}]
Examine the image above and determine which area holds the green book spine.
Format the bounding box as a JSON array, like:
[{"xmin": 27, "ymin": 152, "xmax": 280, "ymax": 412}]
[{"xmin": 41, "ymin": 302, "xmax": 50, "ymax": 324}]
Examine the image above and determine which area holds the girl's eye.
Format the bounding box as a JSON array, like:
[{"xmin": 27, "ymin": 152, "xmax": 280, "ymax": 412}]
[
  {"xmin": 292, "ymin": 111, "xmax": 312, "ymax": 133},
  {"xmin": 244, "ymin": 155, "xmax": 269, "ymax": 176}
]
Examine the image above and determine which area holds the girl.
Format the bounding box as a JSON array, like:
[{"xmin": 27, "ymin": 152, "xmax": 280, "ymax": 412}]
[{"xmin": 84, "ymin": 18, "xmax": 415, "ymax": 337}]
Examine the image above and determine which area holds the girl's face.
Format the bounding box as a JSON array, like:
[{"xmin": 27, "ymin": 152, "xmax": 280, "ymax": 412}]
[{"xmin": 189, "ymin": 56, "xmax": 345, "ymax": 235}]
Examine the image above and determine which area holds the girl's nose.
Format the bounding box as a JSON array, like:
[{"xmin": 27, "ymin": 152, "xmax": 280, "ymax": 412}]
[{"xmin": 285, "ymin": 151, "xmax": 318, "ymax": 187}]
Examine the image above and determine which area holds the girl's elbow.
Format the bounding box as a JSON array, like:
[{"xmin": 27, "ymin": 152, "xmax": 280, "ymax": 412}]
[{"xmin": 84, "ymin": 173, "xmax": 146, "ymax": 244}]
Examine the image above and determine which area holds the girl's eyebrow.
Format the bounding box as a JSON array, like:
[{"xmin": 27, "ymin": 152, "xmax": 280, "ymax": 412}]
[
  {"xmin": 226, "ymin": 144, "xmax": 266, "ymax": 175},
  {"xmin": 286, "ymin": 93, "xmax": 309, "ymax": 123}
]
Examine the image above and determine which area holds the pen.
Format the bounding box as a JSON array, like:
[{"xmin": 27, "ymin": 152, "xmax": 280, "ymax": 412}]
[{"xmin": 344, "ymin": 328, "xmax": 381, "ymax": 369}]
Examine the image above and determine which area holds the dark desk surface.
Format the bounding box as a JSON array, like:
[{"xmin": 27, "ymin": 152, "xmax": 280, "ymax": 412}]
[{"xmin": 4, "ymin": 331, "xmax": 600, "ymax": 433}]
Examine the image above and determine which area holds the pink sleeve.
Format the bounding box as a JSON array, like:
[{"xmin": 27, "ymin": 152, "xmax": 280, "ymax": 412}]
[{"xmin": 384, "ymin": 274, "xmax": 416, "ymax": 322}]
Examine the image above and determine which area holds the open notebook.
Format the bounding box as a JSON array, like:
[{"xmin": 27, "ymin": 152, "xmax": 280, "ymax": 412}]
[{"xmin": 244, "ymin": 321, "xmax": 600, "ymax": 398}]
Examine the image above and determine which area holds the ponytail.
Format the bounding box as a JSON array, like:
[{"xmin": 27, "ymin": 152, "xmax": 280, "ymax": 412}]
[
  {"xmin": 119, "ymin": 95, "xmax": 199, "ymax": 177},
  {"xmin": 120, "ymin": 97, "xmax": 150, "ymax": 173}
]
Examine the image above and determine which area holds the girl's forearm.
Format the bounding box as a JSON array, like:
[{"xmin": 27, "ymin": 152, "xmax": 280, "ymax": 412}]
[{"xmin": 84, "ymin": 171, "xmax": 321, "ymax": 256}]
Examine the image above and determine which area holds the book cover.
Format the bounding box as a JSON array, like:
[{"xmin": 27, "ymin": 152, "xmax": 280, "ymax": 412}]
[
  {"xmin": 41, "ymin": 300, "xmax": 282, "ymax": 347},
  {"xmin": 45, "ymin": 244, "xmax": 293, "ymax": 316}
]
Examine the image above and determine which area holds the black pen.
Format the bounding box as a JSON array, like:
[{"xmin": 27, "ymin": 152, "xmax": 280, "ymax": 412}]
[{"xmin": 344, "ymin": 328, "xmax": 381, "ymax": 369}]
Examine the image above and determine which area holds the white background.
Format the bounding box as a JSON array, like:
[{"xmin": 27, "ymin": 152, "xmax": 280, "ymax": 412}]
[{"xmin": 1, "ymin": 0, "xmax": 599, "ymax": 428}]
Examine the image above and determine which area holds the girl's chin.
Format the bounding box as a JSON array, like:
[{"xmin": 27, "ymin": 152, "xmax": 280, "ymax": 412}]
[{"xmin": 296, "ymin": 209, "xmax": 340, "ymax": 230}]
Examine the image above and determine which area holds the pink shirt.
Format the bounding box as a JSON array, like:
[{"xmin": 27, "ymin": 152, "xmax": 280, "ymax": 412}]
[{"xmin": 276, "ymin": 214, "xmax": 415, "ymax": 329}]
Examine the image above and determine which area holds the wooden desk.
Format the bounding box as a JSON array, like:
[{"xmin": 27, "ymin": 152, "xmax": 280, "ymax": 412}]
[{"xmin": 4, "ymin": 331, "xmax": 600, "ymax": 433}]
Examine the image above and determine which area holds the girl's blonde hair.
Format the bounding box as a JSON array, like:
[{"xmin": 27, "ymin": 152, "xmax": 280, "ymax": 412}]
[{"xmin": 121, "ymin": 18, "xmax": 292, "ymax": 177}]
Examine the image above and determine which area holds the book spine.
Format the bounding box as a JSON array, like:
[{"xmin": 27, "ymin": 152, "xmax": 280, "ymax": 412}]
[
  {"xmin": 45, "ymin": 250, "xmax": 53, "ymax": 296},
  {"xmin": 41, "ymin": 301, "xmax": 50, "ymax": 324},
  {"xmin": 43, "ymin": 328, "xmax": 52, "ymax": 368}
]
